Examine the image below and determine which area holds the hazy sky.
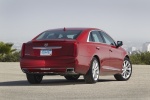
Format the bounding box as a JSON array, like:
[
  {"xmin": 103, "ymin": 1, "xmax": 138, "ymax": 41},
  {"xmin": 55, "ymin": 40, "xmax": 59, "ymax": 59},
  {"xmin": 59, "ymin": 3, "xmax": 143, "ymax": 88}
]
[{"xmin": 0, "ymin": 0, "xmax": 150, "ymax": 43}]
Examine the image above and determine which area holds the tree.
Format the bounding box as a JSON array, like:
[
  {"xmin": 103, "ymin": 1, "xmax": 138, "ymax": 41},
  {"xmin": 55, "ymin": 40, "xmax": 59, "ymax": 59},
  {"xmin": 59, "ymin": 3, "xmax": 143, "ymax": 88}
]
[{"xmin": 0, "ymin": 42, "xmax": 16, "ymax": 57}]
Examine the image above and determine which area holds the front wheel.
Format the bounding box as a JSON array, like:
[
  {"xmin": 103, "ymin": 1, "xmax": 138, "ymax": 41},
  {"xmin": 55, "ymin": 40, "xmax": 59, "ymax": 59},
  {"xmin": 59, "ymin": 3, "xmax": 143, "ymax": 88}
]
[
  {"xmin": 84, "ymin": 57, "xmax": 100, "ymax": 84},
  {"xmin": 114, "ymin": 57, "xmax": 132, "ymax": 81},
  {"xmin": 26, "ymin": 74, "xmax": 43, "ymax": 84}
]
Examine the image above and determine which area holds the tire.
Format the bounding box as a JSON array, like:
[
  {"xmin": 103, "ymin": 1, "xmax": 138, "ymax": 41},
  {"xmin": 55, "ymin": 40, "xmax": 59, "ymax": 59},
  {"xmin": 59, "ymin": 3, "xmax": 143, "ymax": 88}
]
[
  {"xmin": 84, "ymin": 57, "xmax": 100, "ymax": 84},
  {"xmin": 26, "ymin": 74, "xmax": 43, "ymax": 84},
  {"xmin": 64, "ymin": 75, "xmax": 80, "ymax": 81},
  {"xmin": 114, "ymin": 57, "xmax": 132, "ymax": 81}
]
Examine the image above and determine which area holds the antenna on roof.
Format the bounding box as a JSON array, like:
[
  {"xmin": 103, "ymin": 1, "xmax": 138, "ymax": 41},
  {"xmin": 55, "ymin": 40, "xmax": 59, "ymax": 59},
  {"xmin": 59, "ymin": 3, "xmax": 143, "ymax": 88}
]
[{"xmin": 63, "ymin": 27, "xmax": 66, "ymax": 31}]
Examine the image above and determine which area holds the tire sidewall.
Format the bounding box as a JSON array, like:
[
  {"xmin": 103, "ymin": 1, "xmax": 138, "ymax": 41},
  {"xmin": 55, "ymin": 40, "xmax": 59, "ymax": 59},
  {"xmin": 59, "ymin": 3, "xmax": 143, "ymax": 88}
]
[
  {"xmin": 123, "ymin": 57, "xmax": 132, "ymax": 80},
  {"xmin": 90, "ymin": 57, "xmax": 100, "ymax": 82}
]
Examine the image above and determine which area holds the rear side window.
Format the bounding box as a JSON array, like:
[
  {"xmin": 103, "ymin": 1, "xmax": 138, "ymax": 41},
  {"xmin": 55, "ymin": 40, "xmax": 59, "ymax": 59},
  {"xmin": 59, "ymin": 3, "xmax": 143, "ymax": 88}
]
[
  {"xmin": 36, "ymin": 30, "xmax": 82, "ymax": 40},
  {"xmin": 89, "ymin": 31, "xmax": 104, "ymax": 43}
]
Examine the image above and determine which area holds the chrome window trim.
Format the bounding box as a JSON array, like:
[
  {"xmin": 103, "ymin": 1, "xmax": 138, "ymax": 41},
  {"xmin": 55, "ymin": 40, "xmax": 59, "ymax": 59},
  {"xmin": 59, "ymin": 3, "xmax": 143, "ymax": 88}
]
[
  {"xmin": 87, "ymin": 30, "xmax": 97, "ymax": 42},
  {"xmin": 87, "ymin": 30, "xmax": 116, "ymax": 46},
  {"xmin": 87, "ymin": 30, "xmax": 105, "ymax": 44}
]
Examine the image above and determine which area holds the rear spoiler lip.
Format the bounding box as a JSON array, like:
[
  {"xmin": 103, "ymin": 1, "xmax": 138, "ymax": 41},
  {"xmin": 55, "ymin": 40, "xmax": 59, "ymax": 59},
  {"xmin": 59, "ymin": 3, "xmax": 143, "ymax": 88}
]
[{"xmin": 31, "ymin": 39, "xmax": 77, "ymax": 42}]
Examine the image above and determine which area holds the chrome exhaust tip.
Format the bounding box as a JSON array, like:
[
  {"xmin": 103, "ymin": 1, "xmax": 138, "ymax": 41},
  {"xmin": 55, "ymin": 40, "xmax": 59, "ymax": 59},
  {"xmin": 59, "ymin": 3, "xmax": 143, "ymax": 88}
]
[
  {"xmin": 21, "ymin": 68, "xmax": 29, "ymax": 73},
  {"xmin": 66, "ymin": 68, "xmax": 74, "ymax": 72},
  {"xmin": 66, "ymin": 68, "xmax": 78, "ymax": 75}
]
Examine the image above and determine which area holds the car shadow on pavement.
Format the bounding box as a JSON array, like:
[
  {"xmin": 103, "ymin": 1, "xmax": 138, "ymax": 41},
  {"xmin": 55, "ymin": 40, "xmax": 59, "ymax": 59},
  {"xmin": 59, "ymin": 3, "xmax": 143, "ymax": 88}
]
[{"xmin": 0, "ymin": 79, "xmax": 116, "ymax": 86}]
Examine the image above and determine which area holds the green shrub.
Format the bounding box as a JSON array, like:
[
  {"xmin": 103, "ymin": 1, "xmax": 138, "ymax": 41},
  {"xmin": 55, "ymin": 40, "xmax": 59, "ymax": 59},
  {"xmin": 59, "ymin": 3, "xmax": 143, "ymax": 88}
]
[
  {"xmin": 130, "ymin": 52, "xmax": 150, "ymax": 65},
  {"xmin": 130, "ymin": 53, "xmax": 142, "ymax": 64},
  {"xmin": 0, "ymin": 42, "xmax": 16, "ymax": 56},
  {"xmin": 0, "ymin": 42, "xmax": 20, "ymax": 62},
  {"xmin": 0, "ymin": 52, "xmax": 20, "ymax": 62}
]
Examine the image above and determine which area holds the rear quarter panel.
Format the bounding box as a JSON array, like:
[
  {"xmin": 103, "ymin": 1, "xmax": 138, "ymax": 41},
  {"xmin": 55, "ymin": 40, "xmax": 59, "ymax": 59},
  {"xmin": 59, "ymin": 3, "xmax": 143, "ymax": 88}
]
[{"xmin": 75, "ymin": 29, "xmax": 109, "ymax": 74}]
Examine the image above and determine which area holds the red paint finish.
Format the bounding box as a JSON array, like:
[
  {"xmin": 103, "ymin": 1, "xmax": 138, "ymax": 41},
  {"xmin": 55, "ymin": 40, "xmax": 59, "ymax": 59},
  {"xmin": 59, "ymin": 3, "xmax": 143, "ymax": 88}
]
[{"xmin": 20, "ymin": 28, "xmax": 128, "ymax": 76}]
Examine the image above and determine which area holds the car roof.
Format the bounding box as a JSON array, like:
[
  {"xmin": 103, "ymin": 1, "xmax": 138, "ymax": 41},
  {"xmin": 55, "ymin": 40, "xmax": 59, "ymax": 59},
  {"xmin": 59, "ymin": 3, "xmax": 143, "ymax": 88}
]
[{"xmin": 46, "ymin": 27, "xmax": 101, "ymax": 31}]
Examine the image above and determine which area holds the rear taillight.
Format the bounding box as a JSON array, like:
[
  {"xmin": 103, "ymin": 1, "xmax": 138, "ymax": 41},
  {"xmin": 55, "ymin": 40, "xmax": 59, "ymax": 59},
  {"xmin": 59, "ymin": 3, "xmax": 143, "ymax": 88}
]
[
  {"xmin": 73, "ymin": 42, "xmax": 78, "ymax": 57},
  {"xmin": 21, "ymin": 43, "xmax": 26, "ymax": 57}
]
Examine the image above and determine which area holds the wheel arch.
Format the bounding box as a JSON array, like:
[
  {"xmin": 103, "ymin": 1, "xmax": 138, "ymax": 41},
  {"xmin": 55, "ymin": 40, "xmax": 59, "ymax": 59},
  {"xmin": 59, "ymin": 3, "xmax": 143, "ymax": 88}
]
[
  {"xmin": 125, "ymin": 55, "xmax": 130, "ymax": 60},
  {"xmin": 85, "ymin": 55, "xmax": 101, "ymax": 74},
  {"xmin": 93, "ymin": 55, "xmax": 101, "ymax": 68}
]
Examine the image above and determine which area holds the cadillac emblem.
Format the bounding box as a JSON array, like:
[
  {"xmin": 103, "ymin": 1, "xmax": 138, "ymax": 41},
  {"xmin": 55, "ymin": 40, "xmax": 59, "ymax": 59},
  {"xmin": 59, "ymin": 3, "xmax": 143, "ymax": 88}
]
[{"xmin": 44, "ymin": 43, "xmax": 48, "ymax": 47}]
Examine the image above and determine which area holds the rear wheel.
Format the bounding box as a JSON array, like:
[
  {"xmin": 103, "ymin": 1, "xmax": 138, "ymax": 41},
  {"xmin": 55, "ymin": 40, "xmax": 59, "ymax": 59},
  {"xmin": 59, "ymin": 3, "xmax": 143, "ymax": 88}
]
[
  {"xmin": 26, "ymin": 74, "xmax": 43, "ymax": 84},
  {"xmin": 64, "ymin": 75, "xmax": 80, "ymax": 81},
  {"xmin": 114, "ymin": 57, "xmax": 132, "ymax": 81},
  {"xmin": 84, "ymin": 57, "xmax": 100, "ymax": 84}
]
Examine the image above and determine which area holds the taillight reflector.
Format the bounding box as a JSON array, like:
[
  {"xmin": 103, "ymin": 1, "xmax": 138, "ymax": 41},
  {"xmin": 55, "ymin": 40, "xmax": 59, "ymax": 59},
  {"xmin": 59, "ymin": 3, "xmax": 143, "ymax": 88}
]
[
  {"xmin": 21, "ymin": 43, "xmax": 26, "ymax": 57},
  {"xmin": 73, "ymin": 42, "xmax": 78, "ymax": 57}
]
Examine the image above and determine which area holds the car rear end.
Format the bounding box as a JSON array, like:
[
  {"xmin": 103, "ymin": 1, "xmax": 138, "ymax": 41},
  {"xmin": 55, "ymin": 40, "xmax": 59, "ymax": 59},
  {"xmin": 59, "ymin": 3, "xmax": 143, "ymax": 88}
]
[{"xmin": 20, "ymin": 29, "xmax": 82, "ymax": 75}]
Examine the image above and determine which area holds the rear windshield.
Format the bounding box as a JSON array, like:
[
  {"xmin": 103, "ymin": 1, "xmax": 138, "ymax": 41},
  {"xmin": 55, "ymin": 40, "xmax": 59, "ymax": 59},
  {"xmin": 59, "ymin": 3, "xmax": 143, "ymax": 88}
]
[{"xmin": 36, "ymin": 30, "xmax": 82, "ymax": 40}]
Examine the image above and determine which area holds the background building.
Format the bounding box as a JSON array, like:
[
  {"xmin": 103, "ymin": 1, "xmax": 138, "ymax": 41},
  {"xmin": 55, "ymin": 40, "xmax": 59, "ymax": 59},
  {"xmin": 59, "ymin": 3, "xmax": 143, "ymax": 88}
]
[{"xmin": 142, "ymin": 42, "xmax": 150, "ymax": 52}]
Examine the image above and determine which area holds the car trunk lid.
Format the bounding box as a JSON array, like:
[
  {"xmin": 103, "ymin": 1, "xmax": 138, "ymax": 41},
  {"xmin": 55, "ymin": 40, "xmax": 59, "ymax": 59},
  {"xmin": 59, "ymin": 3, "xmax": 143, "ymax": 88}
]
[{"xmin": 23, "ymin": 39, "xmax": 77, "ymax": 57}]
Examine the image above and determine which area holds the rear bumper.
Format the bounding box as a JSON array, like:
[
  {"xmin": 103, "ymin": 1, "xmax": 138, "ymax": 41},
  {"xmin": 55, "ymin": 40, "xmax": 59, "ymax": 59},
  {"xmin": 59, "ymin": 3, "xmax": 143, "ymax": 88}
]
[
  {"xmin": 20, "ymin": 57, "xmax": 79, "ymax": 75},
  {"xmin": 21, "ymin": 68, "xmax": 78, "ymax": 75}
]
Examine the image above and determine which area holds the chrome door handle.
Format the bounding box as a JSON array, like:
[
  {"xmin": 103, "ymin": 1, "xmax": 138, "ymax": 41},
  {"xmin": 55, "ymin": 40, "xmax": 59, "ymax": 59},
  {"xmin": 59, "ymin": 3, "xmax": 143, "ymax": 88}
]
[
  {"xmin": 109, "ymin": 49, "xmax": 112, "ymax": 52},
  {"xmin": 96, "ymin": 47, "xmax": 100, "ymax": 50}
]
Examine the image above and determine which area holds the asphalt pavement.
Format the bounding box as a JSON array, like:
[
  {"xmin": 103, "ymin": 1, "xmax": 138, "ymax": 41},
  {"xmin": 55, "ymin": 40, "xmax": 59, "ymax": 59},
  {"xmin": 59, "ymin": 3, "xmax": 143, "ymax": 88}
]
[{"xmin": 0, "ymin": 62, "xmax": 150, "ymax": 100}]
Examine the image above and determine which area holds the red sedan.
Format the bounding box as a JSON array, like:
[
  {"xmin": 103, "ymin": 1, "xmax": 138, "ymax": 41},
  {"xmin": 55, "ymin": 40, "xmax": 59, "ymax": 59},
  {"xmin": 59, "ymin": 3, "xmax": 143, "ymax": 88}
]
[{"xmin": 20, "ymin": 28, "xmax": 132, "ymax": 84}]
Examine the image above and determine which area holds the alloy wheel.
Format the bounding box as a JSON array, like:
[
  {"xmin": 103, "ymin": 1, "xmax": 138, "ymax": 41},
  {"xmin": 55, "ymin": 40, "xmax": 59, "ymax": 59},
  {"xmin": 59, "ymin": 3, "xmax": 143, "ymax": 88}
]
[
  {"xmin": 122, "ymin": 60, "xmax": 132, "ymax": 79},
  {"xmin": 92, "ymin": 59, "xmax": 100, "ymax": 81}
]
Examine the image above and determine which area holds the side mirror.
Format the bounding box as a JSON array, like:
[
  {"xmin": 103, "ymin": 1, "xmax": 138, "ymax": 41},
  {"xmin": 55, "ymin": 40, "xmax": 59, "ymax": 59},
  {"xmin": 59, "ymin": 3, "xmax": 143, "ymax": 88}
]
[{"xmin": 116, "ymin": 41, "xmax": 123, "ymax": 48}]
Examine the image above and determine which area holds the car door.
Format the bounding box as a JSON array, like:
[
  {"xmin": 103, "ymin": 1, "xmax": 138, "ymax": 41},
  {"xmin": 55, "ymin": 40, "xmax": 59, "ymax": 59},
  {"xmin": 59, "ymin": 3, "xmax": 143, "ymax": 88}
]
[
  {"xmin": 100, "ymin": 31, "xmax": 123, "ymax": 72},
  {"xmin": 88, "ymin": 31, "xmax": 110, "ymax": 70}
]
